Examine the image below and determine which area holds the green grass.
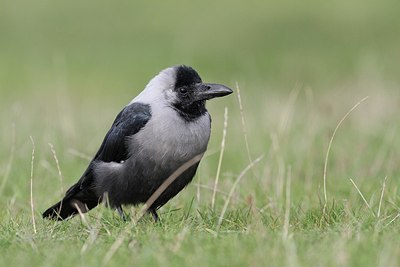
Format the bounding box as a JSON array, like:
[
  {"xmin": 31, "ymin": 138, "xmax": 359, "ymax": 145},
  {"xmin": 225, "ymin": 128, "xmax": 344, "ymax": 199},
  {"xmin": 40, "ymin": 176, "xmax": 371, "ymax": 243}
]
[{"xmin": 1, "ymin": 1, "xmax": 400, "ymax": 266}]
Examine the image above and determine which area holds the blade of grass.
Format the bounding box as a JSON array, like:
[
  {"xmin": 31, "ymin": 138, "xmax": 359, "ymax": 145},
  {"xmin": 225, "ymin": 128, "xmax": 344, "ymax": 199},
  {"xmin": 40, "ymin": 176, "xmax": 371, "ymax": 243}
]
[
  {"xmin": 0, "ymin": 123, "xmax": 16, "ymax": 194},
  {"xmin": 29, "ymin": 136, "xmax": 37, "ymax": 234},
  {"xmin": 216, "ymin": 155, "xmax": 264, "ymax": 234},
  {"xmin": 49, "ymin": 143, "xmax": 64, "ymax": 194},
  {"xmin": 323, "ymin": 96, "xmax": 369, "ymax": 211},
  {"xmin": 211, "ymin": 107, "xmax": 228, "ymax": 210},
  {"xmin": 377, "ymin": 176, "xmax": 387, "ymax": 218},
  {"xmin": 138, "ymin": 153, "xmax": 204, "ymax": 221},
  {"xmin": 384, "ymin": 213, "xmax": 400, "ymax": 227},
  {"xmin": 236, "ymin": 82, "xmax": 252, "ymax": 164},
  {"xmin": 349, "ymin": 178, "xmax": 376, "ymax": 217},
  {"xmin": 282, "ymin": 166, "xmax": 291, "ymax": 240}
]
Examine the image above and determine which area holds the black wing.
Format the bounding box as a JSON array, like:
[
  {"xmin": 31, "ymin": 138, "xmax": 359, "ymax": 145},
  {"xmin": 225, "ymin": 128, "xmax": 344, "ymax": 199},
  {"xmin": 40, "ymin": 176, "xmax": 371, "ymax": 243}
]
[
  {"xmin": 93, "ymin": 102, "xmax": 152, "ymax": 163},
  {"xmin": 72, "ymin": 102, "xmax": 152, "ymax": 191},
  {"xmin": 43, "ymin": 102, "xmax": 152, "ymax": 220}
]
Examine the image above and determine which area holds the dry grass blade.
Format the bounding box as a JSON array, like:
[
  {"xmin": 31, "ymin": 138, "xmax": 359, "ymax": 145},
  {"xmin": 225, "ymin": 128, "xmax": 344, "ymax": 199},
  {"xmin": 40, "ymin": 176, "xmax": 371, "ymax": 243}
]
[
  {"xmin": 73, "ymin": 202, "xmax": 90, "ymax": 227},
  {"xmin": 236, "ymin": 82, "xmax": 252, "ymax": 164},
  {"xmin": 81, "ymin": 226, "xmax": 100, "ymax": 254},
  {"xmin": 282, "ymin": 166, "xmax": 292, "ymax": 240},
  {"xmin": 49, "ymin": 143, "xmax": 64, "ymax": 193},
  {"xmin": 211, "ymin": 107, "xmax": 228, "ymax": 210},
  {"xmin": 196, "ymin": 183, "xmax": 250, "ymax": 205},
  {"xmin": 377, "ymin": 176, "xmax": 387, "ymax": 218},
  {"xmin": 349, "ymin": 178, "xmax": 376, "ymax": 217},
  {"xmin": 67, "ymin": 148, "xmax": 92, "ymax": 161},
  {"xmin": 171, "ymin": 226, "xmax": 189, "ymax": 253},
  {"xmin": 0, "ymin": 123, "xmax": 16, "ymax": 194},
  {"xmin": 278, "ymin": 85, "xmax": 301, "ymax": 136},
  {"xmin": 216, "ymin": 155, "xmax": 264, "ymax": 233},
  {"xmin": 29, "ymin": 136, "xmax": 37, "ymax": 234},
  {"xmin": 323, "ymin": 96, "xmax": 369, "ymax": 208},
  {"xmin": 103, "ymin": 233, "xmax": 126, "ymax": 266},
  {"xmin": 138, "ymin": 153, "xmax": 204, "ymax": 220},
  {"xmin": 384, "ymin": 213, "xmax": 400, "ymax": 227}
]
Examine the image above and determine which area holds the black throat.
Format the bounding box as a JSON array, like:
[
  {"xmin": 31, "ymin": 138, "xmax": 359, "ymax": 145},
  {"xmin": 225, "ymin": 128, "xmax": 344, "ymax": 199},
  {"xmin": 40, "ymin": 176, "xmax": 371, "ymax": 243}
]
[
  {"xmin": 173, "ymin": 101, "xmax": 207, "ymax": 122},
  {"xmin": 173, "ymin": 65, "xmax": 206, "ymax": 122}
]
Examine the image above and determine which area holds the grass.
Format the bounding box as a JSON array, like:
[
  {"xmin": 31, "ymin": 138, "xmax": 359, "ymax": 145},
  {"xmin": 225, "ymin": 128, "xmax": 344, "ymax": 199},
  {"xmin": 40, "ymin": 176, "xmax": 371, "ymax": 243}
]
[
  {"xmin": 1, "ymin": 0, "xmax": 400, "ymax": 266},
  {"xmin": 1, "ymin": 84, "xmax": 399, "ymax": 267}
]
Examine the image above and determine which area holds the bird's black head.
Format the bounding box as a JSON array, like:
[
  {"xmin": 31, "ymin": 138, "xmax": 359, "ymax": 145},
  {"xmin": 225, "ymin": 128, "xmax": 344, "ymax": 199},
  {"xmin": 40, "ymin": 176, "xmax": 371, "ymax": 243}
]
[
  {"xmin": 175, "ymin": 65, "xmax": 202, "ymax": 89},
  {"xmin": 172, "ymin": 65, "xmax": 233, "ymax": 121}
]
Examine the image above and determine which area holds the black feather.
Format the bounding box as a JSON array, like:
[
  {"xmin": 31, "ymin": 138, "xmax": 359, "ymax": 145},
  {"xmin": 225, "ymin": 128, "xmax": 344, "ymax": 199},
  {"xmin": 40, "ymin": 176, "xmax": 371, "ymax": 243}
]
[
  {"xmin": 42, "ymin": 103, "xmax": 151, "ymax": 220},
  {"xmin": 174, "ymin": 65, "xmax": 202, "ymax": 89}
]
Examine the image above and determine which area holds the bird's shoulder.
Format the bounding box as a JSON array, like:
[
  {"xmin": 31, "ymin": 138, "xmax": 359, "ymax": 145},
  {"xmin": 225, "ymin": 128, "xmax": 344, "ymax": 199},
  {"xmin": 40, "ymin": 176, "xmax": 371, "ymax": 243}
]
[
  {"xmin": 77, "ymin": 102, "xmax": 151, "ymax": 189},
  {"xmin": 113, "ymin": 102, "xmax": 152, "ymax": 128},
  {"xmin": 95, "ymin": 102, "xmax": 152, "ymax": 162}
]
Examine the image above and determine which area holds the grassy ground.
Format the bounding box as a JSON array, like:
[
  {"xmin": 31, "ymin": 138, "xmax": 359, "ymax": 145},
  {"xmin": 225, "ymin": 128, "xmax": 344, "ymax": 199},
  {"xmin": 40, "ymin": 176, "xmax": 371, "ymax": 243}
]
[{"xmin": 1, "ymin": 1, "xmax": 400, "ymax": 266}]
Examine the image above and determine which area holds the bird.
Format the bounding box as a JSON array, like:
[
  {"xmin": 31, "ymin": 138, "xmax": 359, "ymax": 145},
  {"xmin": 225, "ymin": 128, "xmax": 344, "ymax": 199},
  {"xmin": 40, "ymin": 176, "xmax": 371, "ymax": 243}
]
[{"xmin": 42, "ymin": 65, "xmax": 233, "ymax": 221}]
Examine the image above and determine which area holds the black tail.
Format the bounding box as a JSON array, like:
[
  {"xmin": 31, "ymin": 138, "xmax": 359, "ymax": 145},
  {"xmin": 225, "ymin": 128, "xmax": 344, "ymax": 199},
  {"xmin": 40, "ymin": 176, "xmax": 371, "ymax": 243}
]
[
  {"xmin": 42, "ymin": 199, "xmax": 77, "ymax": 220},
  {"xmin": 42, "ymin": 184, "xmax": 99, "ymax": 220}
]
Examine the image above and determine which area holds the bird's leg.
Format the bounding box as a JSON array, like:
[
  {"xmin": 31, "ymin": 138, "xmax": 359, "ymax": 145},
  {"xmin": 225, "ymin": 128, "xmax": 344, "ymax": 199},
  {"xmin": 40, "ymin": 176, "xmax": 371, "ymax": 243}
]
[
  {"xmin": 149, "ymin": 209, "xmax": 159, "ymax": 222},
  {"xmin": 116, "ymin": 206, "xmax": 127, "ymax": 221}
]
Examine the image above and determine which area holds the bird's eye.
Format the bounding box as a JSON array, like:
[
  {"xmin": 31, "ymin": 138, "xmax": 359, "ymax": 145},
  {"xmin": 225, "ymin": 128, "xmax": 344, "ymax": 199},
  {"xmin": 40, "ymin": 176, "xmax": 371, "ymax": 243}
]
[{"xmin": 179, "ymin": 87, "xmax": 188, "ymax": 95}]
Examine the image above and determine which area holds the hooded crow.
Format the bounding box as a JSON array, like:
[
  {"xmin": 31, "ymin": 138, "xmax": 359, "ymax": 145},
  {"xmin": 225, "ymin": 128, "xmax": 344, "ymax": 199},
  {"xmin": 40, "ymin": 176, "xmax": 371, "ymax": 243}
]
[{"xmin": 42, "ymin": 65, "xmax": 233, "ymax": 221}]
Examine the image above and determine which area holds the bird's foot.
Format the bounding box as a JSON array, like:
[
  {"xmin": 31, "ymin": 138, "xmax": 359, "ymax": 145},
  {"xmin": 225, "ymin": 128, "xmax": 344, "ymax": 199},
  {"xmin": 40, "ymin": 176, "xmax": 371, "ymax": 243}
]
[
  {"xmin": 116, "ymin": 206, "xmax": 127, "ymax": 221},
  {"xmin": 149, "ymin": 209, "xmax": 159, "ymax": 222}
]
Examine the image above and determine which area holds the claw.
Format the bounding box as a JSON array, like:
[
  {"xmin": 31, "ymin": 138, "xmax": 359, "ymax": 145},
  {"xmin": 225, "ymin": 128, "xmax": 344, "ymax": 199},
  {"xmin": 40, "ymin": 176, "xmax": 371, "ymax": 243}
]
[
  {"xmin": 150, "ymin": 209, "xmax": 159, "ymax": 222},
  {"xmin": 116, "ymin": 206, "xmax": 127, "ymax": 221}
]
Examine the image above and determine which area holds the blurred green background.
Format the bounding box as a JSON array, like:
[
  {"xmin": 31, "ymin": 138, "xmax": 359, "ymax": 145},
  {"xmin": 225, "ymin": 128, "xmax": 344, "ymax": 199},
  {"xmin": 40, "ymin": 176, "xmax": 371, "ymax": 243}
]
[
  {"xmin": 1, "ymin": 0, "xmax": 400, "ymax": 205},
  {"xmin": 1, "ymin": 0, "xmax": 400, "ymax": 194},
  {"xmin": 1, "ymin": 1, "xmax": 400, "ymax": 266},
  {"xmin": 1, "ymin": 0, "xmax": 399, "ymax": 98}
]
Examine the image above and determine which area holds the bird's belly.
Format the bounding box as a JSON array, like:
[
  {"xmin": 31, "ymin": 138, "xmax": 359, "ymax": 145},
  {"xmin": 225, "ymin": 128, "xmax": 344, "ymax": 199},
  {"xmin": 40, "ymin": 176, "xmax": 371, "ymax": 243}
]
[{"xmin": 95, "ymin": 111, "xmax": 211, "ymax": 206}]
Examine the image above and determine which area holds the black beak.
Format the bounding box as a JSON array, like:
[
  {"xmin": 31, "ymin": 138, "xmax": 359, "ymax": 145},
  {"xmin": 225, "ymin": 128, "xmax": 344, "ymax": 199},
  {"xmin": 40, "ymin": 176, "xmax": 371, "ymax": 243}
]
[{"xmin": 194, "ymin": 83, "xmax": 233, "ymax": 101}]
